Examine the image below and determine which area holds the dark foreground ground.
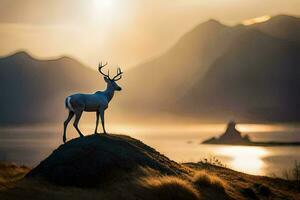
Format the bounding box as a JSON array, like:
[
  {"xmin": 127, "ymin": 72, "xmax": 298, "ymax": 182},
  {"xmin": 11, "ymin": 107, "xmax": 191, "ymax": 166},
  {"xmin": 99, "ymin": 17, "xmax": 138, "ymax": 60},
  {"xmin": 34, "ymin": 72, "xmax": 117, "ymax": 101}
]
[{"xmin": 0, "ymin": 134, "xmax": 299, "ymax": 200}]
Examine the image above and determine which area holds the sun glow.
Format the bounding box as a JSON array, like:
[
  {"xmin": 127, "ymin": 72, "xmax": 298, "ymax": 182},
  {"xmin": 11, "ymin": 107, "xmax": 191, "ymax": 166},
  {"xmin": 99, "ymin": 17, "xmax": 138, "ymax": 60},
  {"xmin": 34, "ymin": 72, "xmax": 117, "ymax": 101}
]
[
  {"xmin": 217, "ymin": 146, "xmax": 269, "ymax": 175},
  {"xmin": 236, "ymin": 124, "xmax": 292, "ymax": 133},
  {"xmin": 90, "ymin": 0, "xmax": 121, "ymax": 23},
  {"xmin": 243, "ymin": 15, "xmax": 271, "ymax": 26},
  {"xmin": 93, "ymin": 0, "xmax": 115, "ymax": 9}
]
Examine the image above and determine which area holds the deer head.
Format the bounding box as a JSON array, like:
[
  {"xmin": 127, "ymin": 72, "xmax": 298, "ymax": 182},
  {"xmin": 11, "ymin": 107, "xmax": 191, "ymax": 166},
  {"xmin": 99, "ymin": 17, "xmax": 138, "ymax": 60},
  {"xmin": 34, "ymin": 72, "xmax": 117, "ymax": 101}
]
[{"xmin": 98, "ymin": 62, "xmax": 123, "ymax": 91}]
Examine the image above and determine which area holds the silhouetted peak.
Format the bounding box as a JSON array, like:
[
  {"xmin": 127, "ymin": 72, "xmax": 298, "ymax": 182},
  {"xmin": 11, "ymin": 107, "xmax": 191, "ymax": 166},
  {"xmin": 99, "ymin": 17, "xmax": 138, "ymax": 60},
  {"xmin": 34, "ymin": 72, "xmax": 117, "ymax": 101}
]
[
  {"xmin": 251, "ymin": 14, "xmax": 300, "ymax": 27},
  {"xmin": 270, "ymin": 14, "xmax": 300, "ymax": 22},
  {"xmin": 58, "ymin": 55, "xmax": 73, "ymax": 61},
  {"xmin": 223, "ymin": 121, "xmax": 240, "ymax": 137},
  {"xmin": 227, "ymin": 120, "xmax": 237, "ymax": 130},
  {"xmin": 1, "ymin": 51, "xmax": 82, "ymax": 66},
  {"xmin": 47, "ymin": 55, "xmax": 74, "ymax": 63},
  {"xmin": 248, "ymin": 14, "xmax": 300, "ymax": 42},
  {"xmin": 185, "ymin": 18, "xmax": 227, "ymax": 38},
  {"xmin": 202, "ymin": 121, "xmax": 251, "ymax": 144},
  {"xmin": 53, "ymin": 55, "xmax": 87, "ymax": 68},
  {"xmin": 201, "ymin": 19, "xmax": 227, "ymax": 28},
  {"xmin": 6, "ymin": 51, "xmax": 34, "ymax": 60}
]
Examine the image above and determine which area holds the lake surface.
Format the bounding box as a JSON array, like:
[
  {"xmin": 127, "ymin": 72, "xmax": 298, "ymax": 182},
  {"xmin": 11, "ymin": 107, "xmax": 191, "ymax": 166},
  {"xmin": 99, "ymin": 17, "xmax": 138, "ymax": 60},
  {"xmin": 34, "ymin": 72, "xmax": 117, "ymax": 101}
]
[{"xmin": 0, "ymin": 123, "xmax": 300, "ymax": 178}]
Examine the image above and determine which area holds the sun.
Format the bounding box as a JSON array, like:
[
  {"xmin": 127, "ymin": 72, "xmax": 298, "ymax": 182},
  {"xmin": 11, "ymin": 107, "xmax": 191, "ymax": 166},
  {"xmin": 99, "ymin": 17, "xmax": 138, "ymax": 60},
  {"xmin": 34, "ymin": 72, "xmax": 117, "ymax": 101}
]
[
  {"xmin": 93, "ymin": 0, "xmax": 115, "ymax": 10},
  {"xmin": 90, "ymin": 0, "xmax": 120, "ymax": 22}
]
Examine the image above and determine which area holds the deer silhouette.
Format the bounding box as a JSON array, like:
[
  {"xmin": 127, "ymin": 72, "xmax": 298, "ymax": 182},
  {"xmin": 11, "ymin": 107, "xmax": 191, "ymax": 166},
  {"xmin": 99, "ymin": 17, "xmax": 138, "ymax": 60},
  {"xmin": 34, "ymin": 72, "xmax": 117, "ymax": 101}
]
[{"xmin": 63, "ymin": 62, "xmax": 123, "ymax": 143}]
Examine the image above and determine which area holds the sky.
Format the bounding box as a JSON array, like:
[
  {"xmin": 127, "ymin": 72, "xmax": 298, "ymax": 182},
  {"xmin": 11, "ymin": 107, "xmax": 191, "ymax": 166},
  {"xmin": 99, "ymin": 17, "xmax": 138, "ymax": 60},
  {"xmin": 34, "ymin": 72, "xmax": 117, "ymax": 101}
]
[{"xmin": 0, "ymin": 0, "xmax": 299, "ymax": 69}]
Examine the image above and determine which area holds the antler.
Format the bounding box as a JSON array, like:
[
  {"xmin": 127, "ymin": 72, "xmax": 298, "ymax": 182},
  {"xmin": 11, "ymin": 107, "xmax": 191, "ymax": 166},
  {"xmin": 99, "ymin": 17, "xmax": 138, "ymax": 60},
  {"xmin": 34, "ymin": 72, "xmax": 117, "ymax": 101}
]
[
  {"xmin": 98, "ymin": 62, "xmax": 123, "ymax": 81},
  {"xmin": 98, "ymin": 62, "xmax": 109, "ymax": 78},
  {"xmin": 112, "ymin": 67, "xmax": 123, "ymax": 81}
]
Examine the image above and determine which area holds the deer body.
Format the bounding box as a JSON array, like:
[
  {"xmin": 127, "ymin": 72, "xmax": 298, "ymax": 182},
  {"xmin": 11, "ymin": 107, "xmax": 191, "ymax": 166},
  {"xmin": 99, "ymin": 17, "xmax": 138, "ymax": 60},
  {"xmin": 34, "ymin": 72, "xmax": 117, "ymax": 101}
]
[
  {"xmin": 63, "ymin": 62, "xmax": 122, "ymax": 143},
  {"xmin": 67, "ymin": 88, "xmax": 115, "ymax": 112}
]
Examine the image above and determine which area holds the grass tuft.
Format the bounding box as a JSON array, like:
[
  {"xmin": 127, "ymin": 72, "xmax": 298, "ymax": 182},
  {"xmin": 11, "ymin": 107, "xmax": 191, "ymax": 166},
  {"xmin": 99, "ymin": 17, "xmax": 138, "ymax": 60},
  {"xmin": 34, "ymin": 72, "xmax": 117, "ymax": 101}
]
[
  {"xmin": 192, "ymin": 170, "xmax": 227, "ymax": 192},
  {"xmin": 0, "ymin": 161, "xmax": 30, "ymax": 190},
  {"xmin": 200, "ymin": 156, "xmax": 226, "ymax": 168},
  {"xmin": 137, "ymin": 176, "xmax": 200, "ymax": 200}
]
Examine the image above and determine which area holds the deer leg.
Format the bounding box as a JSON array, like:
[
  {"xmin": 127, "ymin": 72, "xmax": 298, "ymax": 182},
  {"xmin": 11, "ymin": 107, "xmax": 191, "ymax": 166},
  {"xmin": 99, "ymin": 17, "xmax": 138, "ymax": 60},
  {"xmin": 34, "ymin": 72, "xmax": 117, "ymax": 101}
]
[
  {"xmin": 99, "ymin": 109, "xmax": 107, "ymax": 134},
  {"xmin": 73, "ymin": 111, "xmax": 84, "ymax": 137},
  {"xmin": 94, "ymin": 111, "xmax": 100, "ymax": 134},
  {"xmin": 63, "ymin": 111, "xmax": 74, "ymax": 143}
]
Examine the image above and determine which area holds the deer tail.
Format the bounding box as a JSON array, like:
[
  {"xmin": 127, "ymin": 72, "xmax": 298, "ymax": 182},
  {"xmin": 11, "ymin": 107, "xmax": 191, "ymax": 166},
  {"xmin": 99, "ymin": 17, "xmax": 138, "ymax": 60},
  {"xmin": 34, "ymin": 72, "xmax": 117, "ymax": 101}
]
[{"xmin": 65, "ymin": 97, "xmax": 75, "ymax": 112}]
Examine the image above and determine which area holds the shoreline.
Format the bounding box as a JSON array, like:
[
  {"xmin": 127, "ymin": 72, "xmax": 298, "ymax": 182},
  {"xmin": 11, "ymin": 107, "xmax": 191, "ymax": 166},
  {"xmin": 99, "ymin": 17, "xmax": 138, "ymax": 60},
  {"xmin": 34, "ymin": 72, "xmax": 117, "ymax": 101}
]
[{"xmin": 202, "ymin": 141, "xmax": 300, "ymax": 146}]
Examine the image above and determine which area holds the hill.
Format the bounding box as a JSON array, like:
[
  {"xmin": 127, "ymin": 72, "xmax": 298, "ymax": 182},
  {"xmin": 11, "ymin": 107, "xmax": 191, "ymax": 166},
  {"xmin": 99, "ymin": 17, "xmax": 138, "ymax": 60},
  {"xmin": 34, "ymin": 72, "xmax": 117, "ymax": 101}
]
[
  {"xmin": 27, "ymin": 134, "xmax": 186, "ymax": 187},
  {"xmin": 0, "ymin": 51, "xmax": 102, "ymax": 124},
  {"xmin": 0, "ymin": 133, "xmax": 299, "ymax": 200}
]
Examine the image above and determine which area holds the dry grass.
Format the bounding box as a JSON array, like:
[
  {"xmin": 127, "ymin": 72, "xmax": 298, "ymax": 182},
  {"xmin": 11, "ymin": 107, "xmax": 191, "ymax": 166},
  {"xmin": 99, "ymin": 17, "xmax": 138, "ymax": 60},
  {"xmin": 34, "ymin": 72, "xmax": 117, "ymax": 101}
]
[
  {"xmin": 137, "ymin": 175, "xmax": 200, "ymax": 200},
  {"xmin": 256, "ymin": 183, "xmax": 271, "ymax": 196},
  {"xmin": 200, "ymin": 156, "xmax": 226, "ymax": 168},
  {"xmin": 1, "ymin": 163, "xmax": 300, "ymax": 200},
  {"xmin": 191, "ymin": 170, "xmax": 227, "ymax": 192},
  {"xmin": 240, "ymin": 187, "xmax": 258, "ymax": 199},
  {"xmin": 0, "ymin": 162, "xmax": 30, "ymax": 190},
  {"xmin": 0, "ymin": 166, "xmax": 201, "ymax": 200}
]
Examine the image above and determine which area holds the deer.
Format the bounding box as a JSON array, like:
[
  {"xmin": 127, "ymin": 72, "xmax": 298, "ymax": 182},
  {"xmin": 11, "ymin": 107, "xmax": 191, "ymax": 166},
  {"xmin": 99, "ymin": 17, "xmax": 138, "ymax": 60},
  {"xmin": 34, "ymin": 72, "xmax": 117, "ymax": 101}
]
[{"xmin": 63, "ymin": 62, "xmax": 123, "ymax": 143}]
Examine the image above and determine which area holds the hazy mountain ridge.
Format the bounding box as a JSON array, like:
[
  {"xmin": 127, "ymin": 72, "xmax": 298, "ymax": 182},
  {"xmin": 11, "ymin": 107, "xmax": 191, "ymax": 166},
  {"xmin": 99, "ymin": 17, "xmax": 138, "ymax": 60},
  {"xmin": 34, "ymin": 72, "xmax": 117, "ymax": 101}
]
[
  {"xmin": 0, "ymin": 51, "xmax": 102, "ymax": 124},
  {"xmin": 250, "ymin": 15, "xmax": 300, "ymax": 43},
  {"xmin": 178, "ymin": 25, "xmax": 300, "ymax": 121},
  {"xmin": 122, "ymin": 14, "xmax": 300, "ymax": 122},
  {"xmin": 0, "ymin": 15, "xmax": 299, "ymax": 124},
  {"xmin": 121, "ymin": 19, "xmax": 242, "ymax": 113}
]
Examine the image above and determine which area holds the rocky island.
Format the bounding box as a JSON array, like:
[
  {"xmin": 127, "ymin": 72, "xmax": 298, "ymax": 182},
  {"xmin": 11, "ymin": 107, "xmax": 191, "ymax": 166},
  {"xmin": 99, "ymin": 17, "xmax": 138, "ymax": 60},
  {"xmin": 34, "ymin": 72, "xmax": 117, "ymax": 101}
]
[
  {"xmin": 202, "ymin": 121, "xmax": 251, "ymax": 145},
  {"xmin": 202, "ymin": 121, "xmax": 300, "ymax": 146}
]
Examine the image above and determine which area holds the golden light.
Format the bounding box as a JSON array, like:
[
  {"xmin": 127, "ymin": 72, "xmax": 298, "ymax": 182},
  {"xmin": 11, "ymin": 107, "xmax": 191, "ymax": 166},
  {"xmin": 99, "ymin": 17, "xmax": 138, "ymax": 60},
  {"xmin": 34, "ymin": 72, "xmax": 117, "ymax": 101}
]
[
  {"xmin": 93, "ymin": 0, "xmax": 115, "ymax": 9},
  {"xmin": 217, "ymin": 146, "xmax": 269, "ymax": 175},
  {"xmin": 236, "ymin": 124, "xmax": 297, "ymax": 133},
  {"xmin": 243, "ymin": 15, "xmax": 271, "ymax": 26},
  {"xmin": 90, "ymin": 0, "xmax": 121, "ymax": 24}
]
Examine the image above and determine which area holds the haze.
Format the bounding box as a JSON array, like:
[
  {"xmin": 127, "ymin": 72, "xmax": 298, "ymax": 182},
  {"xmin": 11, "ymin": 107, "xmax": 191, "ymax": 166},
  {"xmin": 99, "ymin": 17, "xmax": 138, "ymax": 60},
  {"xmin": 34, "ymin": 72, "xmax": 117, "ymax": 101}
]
[{"xmin": 0, "ymin": 0, "xmax": 299, "ymax": 68}]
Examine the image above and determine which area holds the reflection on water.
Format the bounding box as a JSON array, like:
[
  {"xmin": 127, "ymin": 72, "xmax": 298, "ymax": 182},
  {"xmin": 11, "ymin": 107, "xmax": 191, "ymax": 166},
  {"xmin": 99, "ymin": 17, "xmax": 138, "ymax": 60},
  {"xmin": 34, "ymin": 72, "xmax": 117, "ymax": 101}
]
[
  {"xmin": 217, "ymin": 146, "xmax": 269, "ymax": 175},
  {"xmin": 0, "ymin": 123, "xmax": 300, "ymax": 178}
]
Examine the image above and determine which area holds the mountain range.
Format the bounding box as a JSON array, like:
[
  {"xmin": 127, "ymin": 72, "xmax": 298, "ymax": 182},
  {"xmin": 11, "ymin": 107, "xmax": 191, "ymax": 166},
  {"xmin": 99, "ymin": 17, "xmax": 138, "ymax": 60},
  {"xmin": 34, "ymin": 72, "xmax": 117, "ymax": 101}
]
[
  {"xmin": 0, "ymin": 52, "xmax": 102, "ymax": 124},
  {"xmin": 0, "ymin": 14, "xmax": 299, "ymax": 124},
  {"xmin": 122, "ymin": 14, "xmax": 300, "ymax": 122}
]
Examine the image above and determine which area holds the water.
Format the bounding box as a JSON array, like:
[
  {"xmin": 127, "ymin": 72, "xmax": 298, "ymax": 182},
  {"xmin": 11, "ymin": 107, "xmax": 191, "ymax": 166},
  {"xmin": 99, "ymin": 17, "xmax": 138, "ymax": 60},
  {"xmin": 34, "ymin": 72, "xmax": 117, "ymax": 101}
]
[{"xmin": 0, "ymin": 123, "xmax": 300, "ymax": 178}]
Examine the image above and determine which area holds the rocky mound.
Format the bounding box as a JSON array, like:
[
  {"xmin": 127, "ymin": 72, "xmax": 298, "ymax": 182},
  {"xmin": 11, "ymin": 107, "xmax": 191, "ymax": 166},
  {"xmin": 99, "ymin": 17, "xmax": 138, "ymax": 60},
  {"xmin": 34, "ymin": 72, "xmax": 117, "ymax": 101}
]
[
  {"xmin": 202, "ymin": 122, "xmax": 300, "ymax": 146},
  {"xmin": 202, "ymin": 121, "xmax": 251, "ymax": 145},
  {"xmin": 27, "ymin": 134, "xmax": 186, "ymax": 187}
]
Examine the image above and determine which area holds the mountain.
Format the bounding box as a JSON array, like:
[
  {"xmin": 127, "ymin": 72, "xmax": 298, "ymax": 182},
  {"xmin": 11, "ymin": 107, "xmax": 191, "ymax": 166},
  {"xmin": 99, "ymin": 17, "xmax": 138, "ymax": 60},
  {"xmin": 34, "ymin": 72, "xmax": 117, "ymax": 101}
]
[
  {"xmin": 0, "ymin": 51, "xmax": 102, "ymax": 124},
  {"xmin": 1, "ymin": 15, "xmax": 299, "ymax": 124},
  {"xmin": 251, "ymin": 15, "xmax": 300, "ymax": 43},
  {"xmin": 123, "ymin": 15, "xmax": 300, "ymax": 122},
  {"xmin": 178, "ymin": 28, "xmax": 300, "ymax": 121},
  {"xmin": 178, "ymin": 16, "xmax": 300, "ymax": 122},
  {"xmin": 120, "ymin": 20, "xmax": 237, "ymax": 113}
]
